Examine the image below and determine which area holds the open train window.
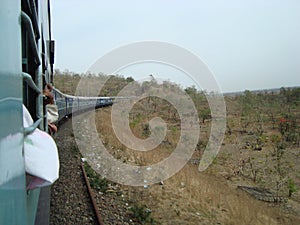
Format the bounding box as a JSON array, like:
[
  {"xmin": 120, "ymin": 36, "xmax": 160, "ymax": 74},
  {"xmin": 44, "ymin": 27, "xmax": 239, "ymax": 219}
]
[{"xmin": 21, "ymin": 0, "xmax": 43, "ymax": 123}]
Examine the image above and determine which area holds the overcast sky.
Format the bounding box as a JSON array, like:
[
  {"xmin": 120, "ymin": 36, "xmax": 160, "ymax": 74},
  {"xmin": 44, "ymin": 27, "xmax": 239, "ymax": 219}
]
[{"xmin": 51, "ymin": 0, "xmax": 300, "ymax": 92}]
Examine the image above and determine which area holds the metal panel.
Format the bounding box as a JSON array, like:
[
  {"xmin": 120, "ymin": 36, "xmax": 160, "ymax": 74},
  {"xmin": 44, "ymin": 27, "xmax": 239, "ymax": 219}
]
[
  {"xmin": 0, "ymin": 1, "xmax": 27, "ymax": 225},
  {"xmin": 21, "ymin": 12, "xmax": 41, "ymax": 66},
  {"xmin": 34, "ymin": 186, "xmax": 50, "ymax": 225}
]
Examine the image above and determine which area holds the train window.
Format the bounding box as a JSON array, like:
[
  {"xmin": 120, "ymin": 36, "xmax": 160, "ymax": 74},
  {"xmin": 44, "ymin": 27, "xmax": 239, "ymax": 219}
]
[{"xmin": 22, "ymin": 15, "xmax": 38, "ymax": 120}]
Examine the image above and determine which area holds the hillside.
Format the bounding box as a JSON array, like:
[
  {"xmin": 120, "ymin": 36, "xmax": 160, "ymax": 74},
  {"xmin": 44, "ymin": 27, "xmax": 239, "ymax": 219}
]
[{"xmin": 53, "ymin": 71, "xmax": 300, "ymax": 224}]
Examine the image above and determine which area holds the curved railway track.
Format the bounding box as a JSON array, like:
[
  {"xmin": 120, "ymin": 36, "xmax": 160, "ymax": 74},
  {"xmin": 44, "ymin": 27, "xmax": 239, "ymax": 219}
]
[
  {"xmin": 50, "ymin": 118, "xmax": 98, "ymax": 225},
  {"xmin": 50, "ymin": 115, "xmax": 137, "ymax": 225}
]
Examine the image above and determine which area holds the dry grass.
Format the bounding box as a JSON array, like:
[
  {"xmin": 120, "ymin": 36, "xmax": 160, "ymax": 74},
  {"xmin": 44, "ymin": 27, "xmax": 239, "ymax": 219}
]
[
  {"xmin": 126, "ymin": 165, "xmax": 294, "ymax": 225},
  {"xmin": 54, "ymin": 72, "xmax": 300, "ymax": 224},
  {"xmin": 94, "ymin": 101, "xmax": 300, "ymax": 225},
  {"xmin": 95, "ymin": 101, "xmax": 180, "ymax": 166}
]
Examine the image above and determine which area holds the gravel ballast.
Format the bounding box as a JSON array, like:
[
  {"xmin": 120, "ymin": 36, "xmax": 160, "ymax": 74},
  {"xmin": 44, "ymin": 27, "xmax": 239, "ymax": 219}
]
[{"xmin": 49, "ymin": 118, "xmax": 138, "ymax": 225}]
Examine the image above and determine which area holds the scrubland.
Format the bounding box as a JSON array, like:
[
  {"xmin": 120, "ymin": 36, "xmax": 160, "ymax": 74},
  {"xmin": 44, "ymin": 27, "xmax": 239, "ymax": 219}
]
[{"xmin": 54, "ymin": 71, "xmax": 300, "ymax": 224}]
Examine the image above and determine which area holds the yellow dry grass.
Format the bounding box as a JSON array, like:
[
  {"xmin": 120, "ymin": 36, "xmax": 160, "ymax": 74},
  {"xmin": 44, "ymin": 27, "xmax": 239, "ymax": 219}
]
[
  {"xmin": 54, "ymin": 72, "xmax": 300, "ymax": 224},
  {"xmin": 94, "ymin": 105, "xmax": 300, "ymax": 225}
]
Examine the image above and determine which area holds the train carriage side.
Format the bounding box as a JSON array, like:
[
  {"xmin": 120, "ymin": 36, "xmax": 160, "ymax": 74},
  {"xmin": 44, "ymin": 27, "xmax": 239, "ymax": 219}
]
[
  {"xmin": 0, "ymin": 0, "xmax": 55, "ymax": 224},
  {"xmin": 0, "ymin": 1, "xmax": 117, "ymax": 224}
]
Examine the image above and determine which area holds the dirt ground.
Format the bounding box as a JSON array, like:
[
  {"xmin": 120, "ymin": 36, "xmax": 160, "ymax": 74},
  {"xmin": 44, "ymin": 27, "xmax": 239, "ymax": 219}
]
[
  {"xmin": 73, "ymin": 106, "xmax": 300, "ymax": 225},
  {"xmin": 52, "ymin": 74, "xmax": 300, "ymax": 224}
]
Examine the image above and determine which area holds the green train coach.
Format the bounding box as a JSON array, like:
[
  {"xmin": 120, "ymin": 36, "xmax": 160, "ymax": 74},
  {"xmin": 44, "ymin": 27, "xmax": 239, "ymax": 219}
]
[
  {"xmin": 0, "ymin": 1, "xmax": 117, "ymax": 224},
  {"xmin": 0, "ymin": 0, "xmax": 55, "ymax": 224}
]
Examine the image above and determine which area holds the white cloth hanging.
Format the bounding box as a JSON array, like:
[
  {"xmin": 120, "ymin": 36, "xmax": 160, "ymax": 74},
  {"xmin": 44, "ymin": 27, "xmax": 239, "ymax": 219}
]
[{"xmin": 23, "ymin": 105, "xmax": 59, "ymax": 188}]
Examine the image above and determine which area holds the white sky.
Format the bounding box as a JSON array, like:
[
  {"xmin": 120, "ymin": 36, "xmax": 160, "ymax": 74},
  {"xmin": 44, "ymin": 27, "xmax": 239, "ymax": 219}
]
[{"xmin": 51, "ymin": 0, "xmax": 300, "ymax": 92}]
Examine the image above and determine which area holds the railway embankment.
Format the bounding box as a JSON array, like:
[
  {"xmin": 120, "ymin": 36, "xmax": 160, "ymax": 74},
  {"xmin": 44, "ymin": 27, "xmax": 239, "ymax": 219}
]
[{"xmin": 50, "ymin": 118, "xmax": 141, "ymax": 225}]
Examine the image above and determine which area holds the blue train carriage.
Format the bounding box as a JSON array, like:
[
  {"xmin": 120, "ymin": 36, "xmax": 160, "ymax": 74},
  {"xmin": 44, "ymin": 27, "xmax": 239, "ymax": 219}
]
[
  {"xmin": 0, "ymin": 0, "xmax": 55, "ymax": 224},
  {"xmin": 53, "ymin": 90, "xmax": 115, "ymax": 119}
]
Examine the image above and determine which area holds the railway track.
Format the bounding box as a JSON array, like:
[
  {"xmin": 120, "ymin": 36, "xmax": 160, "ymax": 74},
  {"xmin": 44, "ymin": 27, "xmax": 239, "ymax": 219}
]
[
  {"xmin": 50, "ymin": 115, "xmax": 137, "ymax": 225},
  {"xmin": 50, "ymin": 119, "xmax": 98, "ymax": 225}
]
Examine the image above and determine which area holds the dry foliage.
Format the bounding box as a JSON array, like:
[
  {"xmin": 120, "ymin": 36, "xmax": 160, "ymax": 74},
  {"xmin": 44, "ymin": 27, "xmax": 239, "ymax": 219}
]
[{"xmin": 54, "ymin": 71, "xmax": 300, "ymax": 224}]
